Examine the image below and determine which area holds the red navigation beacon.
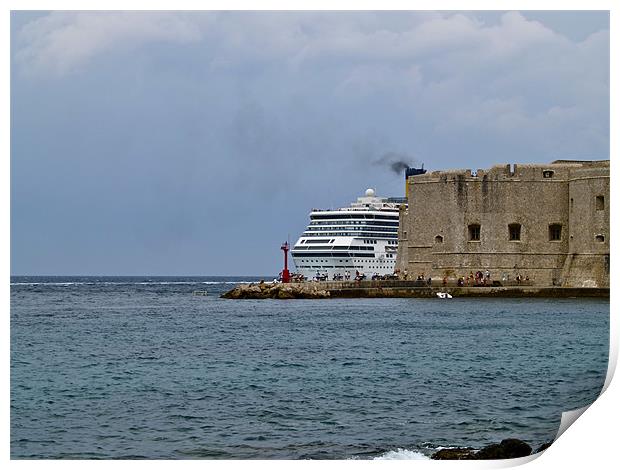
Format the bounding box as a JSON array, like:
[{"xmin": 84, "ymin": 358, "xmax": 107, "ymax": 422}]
[{"xmin": 280, "ymin": 241, "xmax": 291, "ymax": 283}]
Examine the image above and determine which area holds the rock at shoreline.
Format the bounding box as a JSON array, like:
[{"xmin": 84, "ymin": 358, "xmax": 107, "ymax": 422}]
[
  {"xmin": 221, "ymin": 282, "xmax": 330, "ymax": 299},
  {"xmin": 431, "ymin": 448, "xmax": 476, "ymax": 460},
  {"xmin": 474, "ymin": 439, "xmax": 532, "ymax": 459},
  {"xmin": 431, "ymin": 439, "xmax": 532, "ymax": 460}
]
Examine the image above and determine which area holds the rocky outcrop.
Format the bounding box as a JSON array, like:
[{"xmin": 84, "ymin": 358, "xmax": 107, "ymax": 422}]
[
  {"xmin": 430, "ymin": 448, "xmax": 476, "ymax": 460},
  {"xmin": 474, "ymin": 439, "xmax": 532, "ymax": 459},
  {"xmin": 431, "ymin": 439, "xmax": 532, "ymax": 460},
  {"xmin": 221, "ymin": 282, "xmax": 330, "ymax": 299}
]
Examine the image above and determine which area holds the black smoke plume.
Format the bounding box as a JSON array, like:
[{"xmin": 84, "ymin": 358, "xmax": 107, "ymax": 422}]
[{"xmin": 373, "ymin": 151, "xmax": 420, "ymax": 175}]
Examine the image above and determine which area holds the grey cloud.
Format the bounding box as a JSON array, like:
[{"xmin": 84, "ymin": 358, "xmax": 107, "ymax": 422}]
[
  {"xmin": 10, "ymin": 11, "xmax": 609, "ymax": 275},
  {"xmin": 15, "ymin": 11, "xmax": 209, "ymax": 76},
  {"xmin": 13, "ymin": 11, "xmax": 580, "ymax": 75}
]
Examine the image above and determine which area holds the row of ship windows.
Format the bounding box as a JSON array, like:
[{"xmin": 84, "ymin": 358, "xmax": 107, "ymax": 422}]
[
  {"xmin": 309, "ymin": 220, "xmax": 399, "ymax": 227},
  {"xmin": 292, "ymin": 252, "xmax": 376, "ymax": 258},
  {"xmin": 294, "ymin": 246, "xmax": 375, "ymax": 251},
  {"xmin": 310, "ymin": 214, "xmax": 399, "ymax": 220},
  {"xmin": 294, "ymin": 253, "xmax": 395, "ymax": 259},
  {"xmin": 303, "ymin": 264, "xmax": 396, "ymax": 269},
  {"xmin": 311, "ymin": 265, "xmax": 365, "ymax": 268},
  {"xmin": 306, "ymin": 227, "xmax": 397, "ymax": 233},
  {"xmin": 298, "ymin": 261, "xmax": 396, "ymax": 267},
  {"xmin": 301, "ymin": 238, "xmax": 397, "ymax": 245},
  {"xmin": 294, "ymin": 251, "xmax": 395, "ymax": 257},
  {"xmin": 304, "ymin": 232, "xmax": 398, "ymax": 238}
]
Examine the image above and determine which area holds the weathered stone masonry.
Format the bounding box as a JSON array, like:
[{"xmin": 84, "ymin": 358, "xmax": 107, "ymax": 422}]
[{"xmin": 396, "ymin": 160, "xmax": 609, "ymax": 287}]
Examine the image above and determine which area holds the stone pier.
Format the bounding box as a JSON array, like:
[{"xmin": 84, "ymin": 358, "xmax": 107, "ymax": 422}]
[{"xmin": 221, "ymin": 280, "xmax": 609, "ymax": 299}]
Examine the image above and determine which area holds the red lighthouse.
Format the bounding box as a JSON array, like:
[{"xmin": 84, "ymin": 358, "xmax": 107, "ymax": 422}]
[{"xmin": 280, "ymin": 241, "xmax": 291, "ymax": 283}]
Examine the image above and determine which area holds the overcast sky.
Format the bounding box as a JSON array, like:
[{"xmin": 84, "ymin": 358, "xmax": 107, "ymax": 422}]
[{"xmin": 10, "ymin": 11, "xmax": 609, "ymax": 276}]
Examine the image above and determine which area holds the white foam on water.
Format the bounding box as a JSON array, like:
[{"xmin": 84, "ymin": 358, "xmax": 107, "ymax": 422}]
[
  {"xmin": 11, "ymin": 281, "xmax": 249, "ymax": 286},
  {"xmin": 373, "ymin": 449, "xmax": 430, "ymax": 460},
  {"xmin": 11, "ymin": 282, "xmax": 79, "ymax": 286},
  {"xmin": 136, "ymin": 281, "xmax": 214, "ymax": 285},
  {"xmin": 201, "ymin": 281, "xmax": 245, "ymax": 284},
  {"xmin": 132, "ymin": 281, "xmax": 245, "ymax": 285}
]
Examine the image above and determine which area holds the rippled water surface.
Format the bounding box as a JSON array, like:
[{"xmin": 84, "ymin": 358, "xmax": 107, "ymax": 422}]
[{"xmin": 11, "ymin": 276, "xmax": 609, "ymax": 459}]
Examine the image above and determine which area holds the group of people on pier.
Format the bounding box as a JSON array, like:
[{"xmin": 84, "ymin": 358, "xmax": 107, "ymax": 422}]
[
  {"xmin": 282, "ymin": 268, "xmax": 531, "ymax": 285},
  {"xmin": 312, "ymin": 270, "xmax": 364, "ymax": 282},
  {"xmin": 406, "ymin": 270, "xmax": 531, "ymax": 286},
  {"xmin": 311, "ymin": 270, "xmax": 396, "ymax": 282}
]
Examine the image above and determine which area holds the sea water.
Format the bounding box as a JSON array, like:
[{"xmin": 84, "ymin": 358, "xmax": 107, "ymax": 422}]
[{"xmin": 10, "ymin": 276, "xmax": 609, "ymax": 459}]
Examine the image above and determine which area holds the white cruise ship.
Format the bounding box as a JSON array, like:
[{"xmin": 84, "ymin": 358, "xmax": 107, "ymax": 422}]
[{"xmin": 291, "ymin": 189, "xmax": 407, "ymax": 280}]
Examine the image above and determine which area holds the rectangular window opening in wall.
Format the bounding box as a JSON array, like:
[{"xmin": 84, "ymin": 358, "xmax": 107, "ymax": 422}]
[
  {"xmin": 542, "ymin": 170, "xmax": 554, "ymax": 178},
  {"xmin": 549, "ymin": 224, "xmax": 562, "ymax": 241},
  {"xmin": 509, "ymin": 224, "xmax": 521, "ymax": 241},
  {"xmin": 605, "ymin": 254, "xmax": 610, "ymax": 273},
  {"xmin": 596, "ymin": 234, "xmax": 605, "ymax": 243},
  {"xmin": 468, "ymin": 224, "xmax": 480, "ymax": 241},
  {"xmin": 596, "ymin": 195, "xmax": 605, "ymax": 211}
]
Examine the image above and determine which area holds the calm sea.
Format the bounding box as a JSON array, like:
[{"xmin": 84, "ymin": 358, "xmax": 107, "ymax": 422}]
[{"xmin": 10, "ymin": 276, "xmax": 609, "ymax": 459}]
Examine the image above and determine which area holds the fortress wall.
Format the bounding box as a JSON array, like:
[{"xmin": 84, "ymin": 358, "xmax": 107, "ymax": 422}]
[
  {"xmin": 395, "ymin": 204, "xmax": 409, "ymax": 273},
  {"xmin": 562, "ymin": 163, "xmax": 610, "ymax": 287},
  {"xmin": 399, "ymin": 161, "xmax": 609, "ymax": 286}
]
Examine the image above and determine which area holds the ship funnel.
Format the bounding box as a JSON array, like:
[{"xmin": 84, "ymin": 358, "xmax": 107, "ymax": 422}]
[
  {"xmin": 405, "ymin": 165, "xmax": 426, "ymax": 198},
  {"xmin": 405, "ymin": 164, "xmax": 426, "ymax": 179}
]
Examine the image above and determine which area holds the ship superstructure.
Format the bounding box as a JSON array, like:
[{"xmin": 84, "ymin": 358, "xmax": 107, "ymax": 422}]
[{"xmin": 291, "ymin": 189, "xmax": 407, "ymax": 280}]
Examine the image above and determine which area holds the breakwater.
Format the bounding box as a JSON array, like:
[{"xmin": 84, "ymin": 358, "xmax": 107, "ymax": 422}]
[{"xmin": 221, "ymin": 280, "xmax": 609, "ymax": 299}]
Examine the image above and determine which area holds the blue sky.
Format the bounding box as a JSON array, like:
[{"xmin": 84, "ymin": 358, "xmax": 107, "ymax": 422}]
[{"xmin": 10, "ymin": 11, "xmax": 609, "ymax": 276}]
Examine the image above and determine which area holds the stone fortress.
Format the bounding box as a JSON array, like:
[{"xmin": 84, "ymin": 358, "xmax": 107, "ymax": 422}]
[{"xmin": 396, "ymin": 160, "xmax": 609, "ymax": 288}]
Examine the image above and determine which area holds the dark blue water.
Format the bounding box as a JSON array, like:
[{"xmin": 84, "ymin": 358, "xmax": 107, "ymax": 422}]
[{"xmin": 11, "ymin": 276, "xmax": 609, "ymax": 459}]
